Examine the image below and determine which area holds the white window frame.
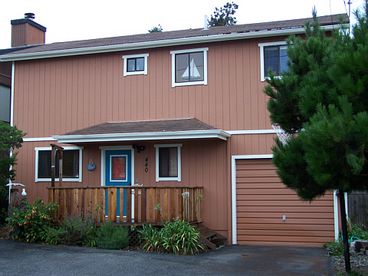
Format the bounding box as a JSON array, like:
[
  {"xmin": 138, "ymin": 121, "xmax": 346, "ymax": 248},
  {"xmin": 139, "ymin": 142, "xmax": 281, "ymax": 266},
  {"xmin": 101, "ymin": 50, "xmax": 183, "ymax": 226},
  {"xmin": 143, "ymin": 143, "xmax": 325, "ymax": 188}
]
[
  {"xmin": 35, "ymin": 146, "xmax": 83, "ymax": 182},
  {"xmin": 122, "ymin": 53, "xmax": 149, "ymax": 76},
  {"xmin": 170, "ymin": 48, "xmax": 208, "ymax": 87},
  {"xmin": 155, "ymin": 144, "xmax": 182, "ymax": 182},
  {"xmin": 258, "ymin": 41, "xmax": 287, "ymax": 81}
]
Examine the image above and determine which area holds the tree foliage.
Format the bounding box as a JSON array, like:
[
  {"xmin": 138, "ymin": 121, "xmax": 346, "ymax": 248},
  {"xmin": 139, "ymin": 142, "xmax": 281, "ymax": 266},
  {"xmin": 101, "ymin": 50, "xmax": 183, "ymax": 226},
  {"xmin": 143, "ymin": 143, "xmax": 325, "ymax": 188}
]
[
  {"xmin": 207, "ymin": 2, "xmax": 239, "ymax": 27},
  {"xmin": 148, "ymin": 24, "xmax": 163, "ymax": 33},
  {"xmin": 264, "ymin": 8, "xmax": 368, "ymax": 200},
  {"xmin": 264, "ymin": 5, "xmax": 368, "ymax": 272},
  {"xmin": 0, "ymin": 122, "xmax": 24, "ymax": 223}
]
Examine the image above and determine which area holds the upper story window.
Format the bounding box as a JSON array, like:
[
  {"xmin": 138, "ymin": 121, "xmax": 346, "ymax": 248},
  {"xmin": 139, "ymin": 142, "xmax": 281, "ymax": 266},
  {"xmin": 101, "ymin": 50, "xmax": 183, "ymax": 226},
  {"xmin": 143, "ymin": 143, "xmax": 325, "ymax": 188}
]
[
  {"xmin": 259, "ymin": 42, "xmax": 288, "ymax": 81},
  {"xmin": 155, "ymin": 144, "xmax": 182, "ymax": 182},
  {"xmin": 122, "ymin": 54, "xmax": 149, "ymax": 76},
  {"xmin": 35, "ymin": 146, "xmax": 83, "ymax": 182},
  {"xmin": 170, "ymin": 48, "xmax": 208, "ymax": 87}
]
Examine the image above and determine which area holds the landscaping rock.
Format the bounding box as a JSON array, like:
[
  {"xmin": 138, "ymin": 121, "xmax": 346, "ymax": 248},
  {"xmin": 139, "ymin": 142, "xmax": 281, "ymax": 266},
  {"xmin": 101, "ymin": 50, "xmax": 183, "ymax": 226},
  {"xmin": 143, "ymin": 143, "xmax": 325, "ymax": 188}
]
[
  {"xmin": 331, "ymin": 248, "xmax": 368, "ymax": 274},
  {"xmin": 352, "ymin": 240, "xmax": 368, "ymax": 255}
]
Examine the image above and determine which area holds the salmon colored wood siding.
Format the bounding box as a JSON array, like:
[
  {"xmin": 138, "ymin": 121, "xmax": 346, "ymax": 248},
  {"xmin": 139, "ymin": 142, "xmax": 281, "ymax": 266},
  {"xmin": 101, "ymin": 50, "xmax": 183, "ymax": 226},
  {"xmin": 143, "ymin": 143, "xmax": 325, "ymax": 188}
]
[
  {"xmin": 16, "ymin": 140, "xmax": 229, "ymax": 236},
  {"xmin": 13, "ymin": 38, "xmax": 283, "ymax": 138},
  {"xmin": 236, "ymin": 159, "xmax": 334, "ymax": 246},
  {"xmin": 12, "ymin": 36, "xmax": 334, "ymax": 243}
]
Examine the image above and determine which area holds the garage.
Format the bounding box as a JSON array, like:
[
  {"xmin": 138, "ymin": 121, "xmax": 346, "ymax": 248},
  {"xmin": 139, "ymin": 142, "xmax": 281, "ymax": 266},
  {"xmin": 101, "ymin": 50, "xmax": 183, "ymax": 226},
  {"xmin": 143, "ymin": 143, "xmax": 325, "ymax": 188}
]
[{"xmin": 233, "ymin": 157, "xmax": 335, "ymax": 246}]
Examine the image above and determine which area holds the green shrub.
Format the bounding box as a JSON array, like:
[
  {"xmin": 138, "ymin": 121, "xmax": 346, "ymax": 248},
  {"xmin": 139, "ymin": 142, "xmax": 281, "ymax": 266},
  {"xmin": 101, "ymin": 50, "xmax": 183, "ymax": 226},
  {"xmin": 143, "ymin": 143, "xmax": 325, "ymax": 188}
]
[
  {"xmin": 59, "ymin": 217, "xmax": 97, "ymax": 247},
  {"xmin": 349, "ymin": 224, "xmax": 368, "ymax": 241},
  {"xmin": 139, "ymin": 220, "xmax": 203, "ymax": 255},
  {"xmin": 138, "ymin": 224, "xmax": 162, "ymax": 252},
  {"xmin": 6, "ymin": 199, "xmax": 58, "ymax": 243},
  {"xmin": 95, "ymin": 222, "xmax": 129, "ymax": 249},
  {"xmin": 44, "ymin": 226, "xmax": 67, "ymax": 245},
  {"xmin": 160, "ymin": 220, "xmax": 203, "ymax": 255},
  {"xmin": 324, "ymin": 240, "xmax": 344, "ymax": 256}
]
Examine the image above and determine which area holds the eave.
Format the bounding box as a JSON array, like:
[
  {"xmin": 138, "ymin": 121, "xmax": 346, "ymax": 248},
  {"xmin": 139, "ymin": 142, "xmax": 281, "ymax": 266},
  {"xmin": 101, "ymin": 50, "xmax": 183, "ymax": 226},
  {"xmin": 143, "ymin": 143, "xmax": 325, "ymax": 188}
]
[
  {"xmin": 53, "ymin": 129, "xmax": 231, "ymax": 143},
  {"xmin": 0, "ymin": 24, "xmax": 345, "ymax": 62}
]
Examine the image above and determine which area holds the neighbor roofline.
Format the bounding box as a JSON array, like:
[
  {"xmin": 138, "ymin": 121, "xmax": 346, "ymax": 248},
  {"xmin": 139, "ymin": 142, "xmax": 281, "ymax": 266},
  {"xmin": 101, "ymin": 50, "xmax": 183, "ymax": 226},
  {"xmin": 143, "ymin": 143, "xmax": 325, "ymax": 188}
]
[
  {"xmin": 0, "ymin": 24, "xmax": 346, "ymax": 62},
  {"xmin": 53, "ymin": 129, "xmax": 231, "ymax": 143}
]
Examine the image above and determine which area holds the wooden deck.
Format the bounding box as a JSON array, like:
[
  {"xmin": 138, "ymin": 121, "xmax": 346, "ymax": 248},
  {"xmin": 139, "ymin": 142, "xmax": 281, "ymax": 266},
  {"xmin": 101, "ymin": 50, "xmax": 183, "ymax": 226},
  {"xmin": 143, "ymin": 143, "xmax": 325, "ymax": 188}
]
[{"xmin": 48, "ymin": 186, "xmax": 203, "ymax": 224}]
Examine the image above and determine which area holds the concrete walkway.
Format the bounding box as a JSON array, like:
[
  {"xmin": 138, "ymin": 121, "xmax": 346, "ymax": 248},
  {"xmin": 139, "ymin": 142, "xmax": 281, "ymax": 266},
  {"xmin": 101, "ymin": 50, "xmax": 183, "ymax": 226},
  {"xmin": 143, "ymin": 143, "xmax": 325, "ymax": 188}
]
[{"xmin": 0, "ymin": 240, "xmax": 333, "ymax": 276}]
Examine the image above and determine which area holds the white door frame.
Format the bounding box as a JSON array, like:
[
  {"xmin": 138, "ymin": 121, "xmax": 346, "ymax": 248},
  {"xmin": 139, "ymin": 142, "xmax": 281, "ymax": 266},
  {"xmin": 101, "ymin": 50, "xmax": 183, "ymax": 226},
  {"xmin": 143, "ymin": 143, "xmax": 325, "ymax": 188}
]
[{"xmin": 231, "ymin": 154, "xmax": 339, "ymax": 244}]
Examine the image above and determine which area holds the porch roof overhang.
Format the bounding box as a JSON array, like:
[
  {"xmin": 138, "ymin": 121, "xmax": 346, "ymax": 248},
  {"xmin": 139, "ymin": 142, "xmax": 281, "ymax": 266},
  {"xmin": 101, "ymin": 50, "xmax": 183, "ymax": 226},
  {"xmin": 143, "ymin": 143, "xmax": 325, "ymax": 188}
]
[{"xmin": 53, "ymin": 118, "xmax": 230, "ymax": 143}]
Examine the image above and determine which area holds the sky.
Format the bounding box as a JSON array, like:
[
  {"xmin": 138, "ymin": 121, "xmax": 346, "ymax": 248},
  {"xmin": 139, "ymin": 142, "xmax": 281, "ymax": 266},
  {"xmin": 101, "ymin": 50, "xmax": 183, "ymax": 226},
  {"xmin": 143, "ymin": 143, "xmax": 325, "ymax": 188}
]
[{"xmin": 0, "ymin": 0, "xmax": 365, "ymax": 49}]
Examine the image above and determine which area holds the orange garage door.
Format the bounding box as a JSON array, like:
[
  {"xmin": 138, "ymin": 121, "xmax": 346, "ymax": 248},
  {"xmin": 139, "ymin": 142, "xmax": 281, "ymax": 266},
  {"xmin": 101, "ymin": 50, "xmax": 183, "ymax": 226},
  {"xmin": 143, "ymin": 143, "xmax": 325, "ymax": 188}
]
[{"xmin": 236, "ymin": 158, "xmax": 335, "ymax": 246}]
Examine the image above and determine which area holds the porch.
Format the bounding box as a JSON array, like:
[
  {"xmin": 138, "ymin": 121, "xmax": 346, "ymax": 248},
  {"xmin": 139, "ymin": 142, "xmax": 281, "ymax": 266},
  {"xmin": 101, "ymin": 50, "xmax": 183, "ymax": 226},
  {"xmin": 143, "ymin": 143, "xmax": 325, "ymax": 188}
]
[{"xmin": 48, "ymin": 186, "xmax": 203, "ymax": 224}]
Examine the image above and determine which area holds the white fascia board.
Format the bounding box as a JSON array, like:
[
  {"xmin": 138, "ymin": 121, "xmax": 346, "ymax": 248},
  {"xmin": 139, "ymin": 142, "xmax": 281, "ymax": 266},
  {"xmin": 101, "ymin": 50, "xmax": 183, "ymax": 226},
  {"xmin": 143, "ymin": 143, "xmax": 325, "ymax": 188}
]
[
  {"xmin": 54, "ymin": 130, "xmax": 231, "ymax": 143},
  {"xmin": 0, "ymin": 25, "xmax": 343, "ymax": 62}
]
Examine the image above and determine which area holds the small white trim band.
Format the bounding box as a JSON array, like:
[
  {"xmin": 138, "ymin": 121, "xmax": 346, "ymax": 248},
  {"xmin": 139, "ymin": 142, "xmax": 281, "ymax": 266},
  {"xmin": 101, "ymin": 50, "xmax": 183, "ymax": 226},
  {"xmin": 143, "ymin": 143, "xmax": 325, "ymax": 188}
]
[{"xmin": 24, "ymin": 137, "xmax": 56, "ymax": 142}]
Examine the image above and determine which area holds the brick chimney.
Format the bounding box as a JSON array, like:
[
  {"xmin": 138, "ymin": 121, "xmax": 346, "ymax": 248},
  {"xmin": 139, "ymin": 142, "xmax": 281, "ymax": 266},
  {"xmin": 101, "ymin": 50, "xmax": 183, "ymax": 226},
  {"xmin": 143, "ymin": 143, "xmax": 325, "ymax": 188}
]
[{"xmin": 11, "ymin": 13, "xmax": 46, "ymax": 47}]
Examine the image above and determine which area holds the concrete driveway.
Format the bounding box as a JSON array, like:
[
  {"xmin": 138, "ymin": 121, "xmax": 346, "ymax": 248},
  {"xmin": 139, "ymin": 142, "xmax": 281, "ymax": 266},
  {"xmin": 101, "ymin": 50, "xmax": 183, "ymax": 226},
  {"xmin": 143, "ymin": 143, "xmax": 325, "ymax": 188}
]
[{"xmin": 0, "ymin": 240, "xmax": 332, "ymax": 276}]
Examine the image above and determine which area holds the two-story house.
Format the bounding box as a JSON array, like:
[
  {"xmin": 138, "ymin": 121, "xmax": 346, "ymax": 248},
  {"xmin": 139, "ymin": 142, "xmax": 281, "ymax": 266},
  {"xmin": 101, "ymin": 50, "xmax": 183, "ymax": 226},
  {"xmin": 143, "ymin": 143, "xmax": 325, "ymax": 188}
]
[{"xmin": 0, "ymin": 13, "xmax": 348, "ymax": 246}]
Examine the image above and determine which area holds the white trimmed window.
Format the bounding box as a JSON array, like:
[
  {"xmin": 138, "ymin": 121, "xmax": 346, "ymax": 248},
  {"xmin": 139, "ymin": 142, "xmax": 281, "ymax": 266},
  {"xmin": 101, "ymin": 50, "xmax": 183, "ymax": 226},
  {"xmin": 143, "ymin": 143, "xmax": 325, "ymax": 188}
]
[
  {"xmin": 170, "ymin": 48, "xmax": 208, "ymax": 87},
  {"xmin": 155, "ymin": 144, "xmax": 182, "ymax": 181},
  {"xmin": 35, "ymin": 146, "xmax": 83, "ymax": 182},
  {"xmin": 122, "ymin": 53, "xmax": 149, "ymax": 76},
  {"xmin": 259, "ymin": 42, "xmax": 288, "ymax": 81}
]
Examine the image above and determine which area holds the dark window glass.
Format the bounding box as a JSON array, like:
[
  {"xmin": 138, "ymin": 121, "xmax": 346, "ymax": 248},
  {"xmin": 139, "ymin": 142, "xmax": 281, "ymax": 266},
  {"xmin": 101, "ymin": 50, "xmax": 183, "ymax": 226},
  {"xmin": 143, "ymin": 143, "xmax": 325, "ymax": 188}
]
[
  {"xmin": 38, "ymin": 150, "xmax": 80, "ymax": 179},
  {"xmin": 264, "ymin": 45, "xmax": 288, "ymax": 77},
  {"xmin": 175, "ymin": 52, "xmax": 204, "ymax": 83},
  {"xmin": 127, "ymin": 57, "xmax": 145, "ymax": 72},
  {"xmin": 159, "ymin": 147, "xmax": 178, "ymax": 178}
]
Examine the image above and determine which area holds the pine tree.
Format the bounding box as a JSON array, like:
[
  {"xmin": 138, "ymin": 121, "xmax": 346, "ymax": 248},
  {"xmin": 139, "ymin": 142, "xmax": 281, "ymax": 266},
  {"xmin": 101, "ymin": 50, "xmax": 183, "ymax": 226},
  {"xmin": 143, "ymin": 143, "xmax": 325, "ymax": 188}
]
[
  {"xmin": 264, "ymin": 6, "xmax": 368, "ymax": 273},
  {"xmin": 207, "ymin": 2, "xmax": 239, "ymax": 27}
]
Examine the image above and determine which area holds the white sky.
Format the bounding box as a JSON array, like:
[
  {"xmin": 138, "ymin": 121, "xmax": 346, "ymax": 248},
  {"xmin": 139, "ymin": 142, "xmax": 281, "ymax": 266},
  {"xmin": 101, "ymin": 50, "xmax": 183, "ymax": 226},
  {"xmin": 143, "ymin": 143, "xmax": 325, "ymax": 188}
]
[{"xmin": 0, "ymin": 0, "xmax": 365, "ymax": 49}]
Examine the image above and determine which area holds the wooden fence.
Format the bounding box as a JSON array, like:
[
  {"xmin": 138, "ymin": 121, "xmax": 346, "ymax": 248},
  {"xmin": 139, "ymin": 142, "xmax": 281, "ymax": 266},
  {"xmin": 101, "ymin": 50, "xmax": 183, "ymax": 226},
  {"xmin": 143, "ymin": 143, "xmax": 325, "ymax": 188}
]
[
  {"xmin": 48, "ymin": 186, "xmax": 203, "ymax": 224},
  {"xmin": 348, "ymin": 192, "xmax": 368, "ymax": 228}
]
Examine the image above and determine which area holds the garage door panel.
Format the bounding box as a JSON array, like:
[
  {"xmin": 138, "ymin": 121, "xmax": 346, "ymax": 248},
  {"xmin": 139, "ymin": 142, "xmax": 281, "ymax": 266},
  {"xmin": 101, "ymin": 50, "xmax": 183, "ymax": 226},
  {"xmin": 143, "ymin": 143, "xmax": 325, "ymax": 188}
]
[
  {"xmin": 237, "ymin": 235, "xmax": 330, "ymax": 243},
  {"xmin": 237, "ymin": 212, "xmax": 333, "ymax": 219},
  {"xmin": 237, "ymin": 170, "xmax": 278, "ymax": 177},
  {"xmin": 238, "ymin": 223, "xmax": 333, "ymax": 231},
  {"xmin": 236, "ymin": 199, "xmax": 332, "ymax": 207},
  {"xmin": 237, "ymin": 206, "xmax": 334, "ymax": 213},
  {"xmin": 237, "ymin": 229, "xmax": 334, "ymax": 237},
  {"xmin": 235, "ymin": 159, "xmax": 334, "ymax": 246},
  {"xmin": 236, "ymin": 188, "xmax": 299, "ymax": 196},
  {"xmin": 237, "ymin": 217, "xmax": 333, "ymax": 225},
  {"xmin": 237, "ymin": 194, "xmax": 306, "ymax": 201}
]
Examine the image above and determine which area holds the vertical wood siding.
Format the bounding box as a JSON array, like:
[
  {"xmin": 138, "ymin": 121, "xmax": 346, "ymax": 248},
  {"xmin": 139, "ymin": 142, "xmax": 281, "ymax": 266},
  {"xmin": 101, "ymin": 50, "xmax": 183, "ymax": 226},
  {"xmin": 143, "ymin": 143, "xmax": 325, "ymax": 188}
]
[
  {"xmin": 13, "ymin": 39, "xmax": 277, "ymax": 138},
  {"xmin": 16, "ymin": 140, "xmax": 229, "ymax": 236}
]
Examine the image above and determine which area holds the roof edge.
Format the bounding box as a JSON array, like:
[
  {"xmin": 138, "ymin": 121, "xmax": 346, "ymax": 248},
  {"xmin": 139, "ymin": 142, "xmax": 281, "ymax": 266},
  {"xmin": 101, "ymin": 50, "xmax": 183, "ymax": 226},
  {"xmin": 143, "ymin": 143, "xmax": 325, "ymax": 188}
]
[
  {"xmin": 0, "ymin": 24, "xmax": 347, "ymax": 62},
  {"xmin": 54, "ymin": 129, "xmax": 231, "ymax": 143}
]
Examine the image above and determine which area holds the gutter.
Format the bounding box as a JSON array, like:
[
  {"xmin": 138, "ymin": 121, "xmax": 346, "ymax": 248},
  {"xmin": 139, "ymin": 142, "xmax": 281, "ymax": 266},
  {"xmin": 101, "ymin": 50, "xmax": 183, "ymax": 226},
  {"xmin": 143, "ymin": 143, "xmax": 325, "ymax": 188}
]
[
  {"xmin": 0, "ymin": 24, "xmax": 345, "ymax": 62},
  {"xmin": 53, "ymin": 129, "xmax": 231, "ymax": 143}
]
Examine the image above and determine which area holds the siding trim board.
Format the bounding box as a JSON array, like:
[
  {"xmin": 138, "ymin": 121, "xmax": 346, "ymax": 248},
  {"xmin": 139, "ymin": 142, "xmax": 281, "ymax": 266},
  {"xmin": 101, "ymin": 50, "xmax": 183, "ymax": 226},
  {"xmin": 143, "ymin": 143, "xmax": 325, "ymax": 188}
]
[
  {"xmin": 231, "ymin": 154, "xmax": 337, "ymax": 246},
  {"xmin": 10, "ymin": 62, "xmax": 14, "ymax": 126}
]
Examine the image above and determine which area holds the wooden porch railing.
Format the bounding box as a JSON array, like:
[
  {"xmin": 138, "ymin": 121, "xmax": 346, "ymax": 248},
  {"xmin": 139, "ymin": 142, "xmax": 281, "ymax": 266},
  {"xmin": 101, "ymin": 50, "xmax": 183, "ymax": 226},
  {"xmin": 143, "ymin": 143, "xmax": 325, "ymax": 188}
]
[{"xmin": 48, "ymin": 186, "xmax": 203, "ymax": 224}]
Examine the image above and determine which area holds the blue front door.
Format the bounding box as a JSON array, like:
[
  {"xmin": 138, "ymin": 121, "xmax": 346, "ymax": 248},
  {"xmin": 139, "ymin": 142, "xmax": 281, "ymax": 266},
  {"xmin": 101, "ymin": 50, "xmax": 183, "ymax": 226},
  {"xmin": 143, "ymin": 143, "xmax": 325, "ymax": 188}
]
[{"xmin": 104, "ymin": 150, "xmax": 132, "ymax": 218}]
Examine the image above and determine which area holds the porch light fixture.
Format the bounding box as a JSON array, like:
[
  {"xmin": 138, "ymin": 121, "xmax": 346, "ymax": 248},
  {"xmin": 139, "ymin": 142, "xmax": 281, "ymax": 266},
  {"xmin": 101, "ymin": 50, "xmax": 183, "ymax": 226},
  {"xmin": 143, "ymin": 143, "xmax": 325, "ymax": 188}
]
[{"xmin": 133, "ymin": 144, "xmax": 145, "ymax": 153}]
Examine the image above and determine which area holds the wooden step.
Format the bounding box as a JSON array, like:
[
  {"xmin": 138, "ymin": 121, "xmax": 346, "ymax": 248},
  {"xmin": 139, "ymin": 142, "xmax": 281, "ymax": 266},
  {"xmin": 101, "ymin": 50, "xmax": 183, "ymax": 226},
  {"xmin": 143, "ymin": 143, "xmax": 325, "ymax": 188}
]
[{"xmin": 196, "ymin": 223, "xmax": 227, "ymax": 250}]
